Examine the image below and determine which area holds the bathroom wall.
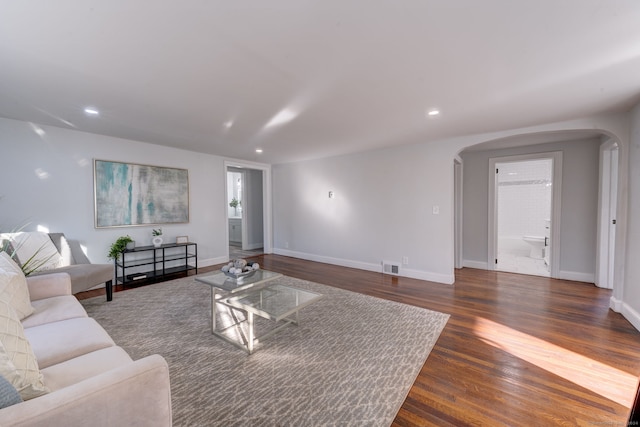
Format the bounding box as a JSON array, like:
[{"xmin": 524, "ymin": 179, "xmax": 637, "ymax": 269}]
[{"xmin": 497, "ymin": 159, "xmax": 552, "ymax": 256}]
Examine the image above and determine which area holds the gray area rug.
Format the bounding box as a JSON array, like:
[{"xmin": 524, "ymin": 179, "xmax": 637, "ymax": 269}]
[{"xmin": 81, "ymin": 274, "xmax": 449, "ymax": 426}]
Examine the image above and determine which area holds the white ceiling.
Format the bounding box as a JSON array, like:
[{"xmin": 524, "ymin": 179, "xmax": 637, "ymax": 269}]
[{"xmin": 1, "ymin": 1, "xmax": 640, "ymax": 164}]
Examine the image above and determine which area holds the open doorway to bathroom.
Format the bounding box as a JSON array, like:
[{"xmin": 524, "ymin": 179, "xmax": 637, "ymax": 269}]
[
  {"xmin": 494, "ymin": 159, "xmax": 552, "ymax": 277},
  {"xmin": 226, "ymin": 166, "xmax": 264, "ymax": 259}
]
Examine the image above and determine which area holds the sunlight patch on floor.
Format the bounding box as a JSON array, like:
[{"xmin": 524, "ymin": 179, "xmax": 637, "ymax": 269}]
[{"xmin": 474, "ymin": 317, "xmax": 638, "ymax": 408}]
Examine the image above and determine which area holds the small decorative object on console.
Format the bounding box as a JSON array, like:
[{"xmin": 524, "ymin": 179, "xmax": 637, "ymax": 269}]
[
  {"xmin": 152, "ymin": 229, "xmax": 163, "ymax": 248},
  {"xmin": 221, "ymin": 258, "xmax": 260, "ymax": 278}
]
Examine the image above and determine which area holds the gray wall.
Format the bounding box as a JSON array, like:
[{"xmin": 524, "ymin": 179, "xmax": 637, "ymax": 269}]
[
  {"xmin": 0, "ymin": 117, "xmax": 231, "ymax": 266},
  {"xmin": 461, "ymin": 138, "xmax": 601, "ymax": 280},
  {"xmin": 244, "ymin": 169, "xmax": 264, "ymax": 249},
  {"xmin": 272, "ymin": 141, "xmax": 459, "ymax": 284}
]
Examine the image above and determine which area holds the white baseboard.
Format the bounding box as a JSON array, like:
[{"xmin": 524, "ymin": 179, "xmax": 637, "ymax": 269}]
[
  {"xmin": 462, "ymin": 260, "xmax": 489, "ymax": 270},
  {"xmin": 198, "ymin": 256, "xmax": 228, "ymax": 268},
  {"xmin": 273, "ymin": 248, "xmax": 454, "ymax": 285},
  {"xmin": 403, "ymin": 268, "xmax": 455, "ymax": 285},
  {"xmin": 621, "ymin": 302, "xmax": 640, "ymax": 332},
  {"xmin": 610, "ymin": 296, "xmax": 623, "ymax": 312},
  {"xmin": 557, "ymin": 270, "xmax": 595, "ymax": 283},
  {"xmin": 243, "ymin": 243, "xmax": 263, "ymax": 250}
]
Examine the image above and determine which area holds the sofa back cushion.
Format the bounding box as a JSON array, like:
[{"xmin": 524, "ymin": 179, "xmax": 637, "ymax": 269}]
[
  {"xmin": 47, "ymin": 233, "xmax": 75, "ymax": 266},
  {"xmin": 0, "ymin": 253, "xmax": 34, "ymax": 320}
]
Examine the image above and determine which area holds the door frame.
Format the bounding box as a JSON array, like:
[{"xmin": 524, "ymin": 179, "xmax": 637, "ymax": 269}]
[
  {"xmin": 596, "ymin": 140, "xmax": 618, "ymax": 289},
  {"xmin": 488, "ymin": 151, "xmax": 563, "ymax": 278},
  {"xmin": 454, "ymin": 158, "xmax": 463, "ymax": 269},
  {"xmin": 224, "ymin": 160, "xmax": 273, "ymax": 257}
]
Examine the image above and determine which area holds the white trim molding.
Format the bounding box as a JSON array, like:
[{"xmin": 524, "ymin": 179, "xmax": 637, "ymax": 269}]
[
  {"xmin": 557, "ymin": 270, "xmax": 595, "ymax": 283},
  {"xmin": 488, "ymin": 151, "xmax": 563, "ymax": 278},
  {"xmin": 274, "ymin": 248, "xmax": 454, "ymax": 285},
  {"xmin": 622, "ymin": 302, "xmax": 640, "ymax": 332},
  {"xmin": 462, "ymin": 260, "xmax": 489, "ymax": 270},
  {"xmin": 223, "ymin": 159, "xmax": 273, "ymax": 257},
  {"xmin": 198, "ymin": 256, "xmax": 229, "ymax": 268}
]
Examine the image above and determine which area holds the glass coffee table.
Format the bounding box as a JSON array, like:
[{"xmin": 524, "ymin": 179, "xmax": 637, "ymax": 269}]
[{"xmin": 196, "ymin": 270, "xmax": 322, "ymax": 354}]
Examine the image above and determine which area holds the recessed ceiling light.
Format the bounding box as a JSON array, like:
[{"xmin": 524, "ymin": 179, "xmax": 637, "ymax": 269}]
[
  {"xmin": 84, "ymin": 107, "xmax": 99, "ymax": 116},
  {"xmin": 427, "ymin": 109, "xmax": 440, "ymax": 117},
  {"xmin": 224, "ymin": 121, "xmax": 233, "ymax": 129},
  {"xmin": 255, "ymin": 148, "xmax": 263, "ymax": 153}
]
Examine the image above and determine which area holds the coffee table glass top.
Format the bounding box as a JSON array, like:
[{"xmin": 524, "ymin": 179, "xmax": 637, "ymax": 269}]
[
  {"xmin": 226, "ymin": 284, "xmax": 323, "ymax": 322},
  {"xmin": 195, "ymin": 269, "xmax": 282, "ymax": 293}
]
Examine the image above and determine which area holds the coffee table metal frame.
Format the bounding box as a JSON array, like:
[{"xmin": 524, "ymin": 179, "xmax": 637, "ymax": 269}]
[{"xmin": 195, "ymin": 270, "xmax": 321, "ymax": 354}]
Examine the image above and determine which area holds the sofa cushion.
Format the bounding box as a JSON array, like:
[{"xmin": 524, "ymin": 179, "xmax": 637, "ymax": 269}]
[
  {"xmin": 0, "ymin": 300, "xmax": 48, "ymax": 400},
  {"xmin": 22, "ymin": 296, "xmax": 88, "ymax": 329},
  {"xmin": 0, "ymin": 374, "xmax": 22, "ymax": 409},
  {"xmin": 31, "ymin": 264, "xmax": 113, "ymax": 295},
  {"xmin": 41, "ymin": 346, "xmax": 132, "ymax": 391},
  {"xmin": 1, "ymin": 232, "xmax": 63, "ymax": 273},
  {"xmin": 24, "ymin": 317, "xmax": 115, "ymax": 369},
  {"xmin": 0, "ymin": 258, "xmax": 34, "ymax": 320}
]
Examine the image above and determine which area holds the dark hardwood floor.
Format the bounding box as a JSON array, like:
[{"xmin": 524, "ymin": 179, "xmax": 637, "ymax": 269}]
[{"xmin": 77, "ymin": 254, "xmax": 640, "ymax": 426}]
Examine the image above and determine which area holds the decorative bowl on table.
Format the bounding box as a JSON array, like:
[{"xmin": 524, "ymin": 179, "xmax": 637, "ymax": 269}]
[{"xmin": 221, "ymin": 259, "xmax": 260, "ymax": 279}]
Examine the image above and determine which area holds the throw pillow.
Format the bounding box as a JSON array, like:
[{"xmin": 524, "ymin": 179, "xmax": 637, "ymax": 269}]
[
  {"xmin": 0, "ymin": 232, "xmax": 63, "ymax": 273},
  {"xmin": 0, "ymin": 252, "xmax": 34, "ymax": 320},
  {"xmin": 0, "ymin": 300, "xmax": 48, "ymax": 400},
  {"xmin": 0, "ymin": 360, "xmax": 22, "ymax": 408}
]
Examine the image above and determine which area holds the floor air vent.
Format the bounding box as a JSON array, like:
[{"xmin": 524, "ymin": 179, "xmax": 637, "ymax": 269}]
[{"xmin": 382, "ymin": 261, "xmax": 400, "ymax": 276}]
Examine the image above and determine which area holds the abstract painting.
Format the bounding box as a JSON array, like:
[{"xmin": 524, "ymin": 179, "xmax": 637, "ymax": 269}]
[{"xmin": 94, "ymin": 160, "xmax": 189, "ymax": 228}]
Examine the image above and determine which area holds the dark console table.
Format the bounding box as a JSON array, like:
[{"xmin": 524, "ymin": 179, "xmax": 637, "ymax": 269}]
[{"xmin": 114, "ymin": 242, "xmax": 198, "ymax": 288}]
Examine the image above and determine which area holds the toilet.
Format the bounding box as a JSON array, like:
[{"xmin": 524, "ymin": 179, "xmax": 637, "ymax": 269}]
[{"xmin": 523, "ymin": 236, "xmax": 545, "ymax": 259}]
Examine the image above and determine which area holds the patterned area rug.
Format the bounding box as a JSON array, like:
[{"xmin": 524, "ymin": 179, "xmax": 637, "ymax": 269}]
[{"xmin": 81, "ymin": 274, "xmax": 449, "ymax": 426}]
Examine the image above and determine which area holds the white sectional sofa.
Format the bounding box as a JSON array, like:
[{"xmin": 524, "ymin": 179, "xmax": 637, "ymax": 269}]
[{"xmin": 0, "ymin": 269, "xmax": 172, "ymax": 426}]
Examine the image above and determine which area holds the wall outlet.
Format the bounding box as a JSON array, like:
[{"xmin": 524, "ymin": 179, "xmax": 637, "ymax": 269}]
[
  {"xmin": 284, "ymin": 241, "xmax": 289, "ymax": 249},
  {"xmin": 402, "ymin": 256, "xmax": 409, "ymax": 265},
  {"xmin": 432, "ymin": 205, "xmax": 440, "ymax": 215}
]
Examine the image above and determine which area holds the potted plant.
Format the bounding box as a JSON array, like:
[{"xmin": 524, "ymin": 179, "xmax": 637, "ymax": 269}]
[
  {"xmin": 108, "ymin": 235, "xmax": 134, "ymax": 260},
  {"xmin": 229, "ymin": 198, "xmax": 241, "ymax": 215},
  {"xmin": 152, "ymin": 229, "xmax": 163, "ymax": 247}
]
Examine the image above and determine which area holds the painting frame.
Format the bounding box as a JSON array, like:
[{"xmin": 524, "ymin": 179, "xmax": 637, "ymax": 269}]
[{"xmin": 94, "ymin": 159, "xmax": 190, "ymax": 228}]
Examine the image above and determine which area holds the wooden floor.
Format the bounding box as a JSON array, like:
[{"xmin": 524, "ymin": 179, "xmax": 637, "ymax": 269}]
[{"xmin": 77, "ymin": 254, "xmax": 640, "ymax": 426}]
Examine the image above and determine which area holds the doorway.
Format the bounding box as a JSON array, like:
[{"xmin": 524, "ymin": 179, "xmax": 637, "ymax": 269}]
[
  {"xmin": 495, "ymin": 159, "xmax": 552, "ymax": 276},
  {"xmin": 488, "ymin": 152, "xmax": 562, "ymax": 278},
  {"xmin": 226, "ymin": 165, "xmax": 266, "ymax": 259}
]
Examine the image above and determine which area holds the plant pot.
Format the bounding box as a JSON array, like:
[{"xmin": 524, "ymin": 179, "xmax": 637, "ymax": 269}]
[
  {"xmin": 126, "ymin": 241, "xmax": 135, "ymax": 250},
  {"xmin": 152, "ymin": 236, "xmax": 163, "ymax": 248}
]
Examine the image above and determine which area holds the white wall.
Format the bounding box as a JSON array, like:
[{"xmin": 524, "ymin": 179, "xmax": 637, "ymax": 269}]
[
  {"xmin": 0, "ymin": 117, "xmax": 230, "ymax": 267},
  {"xmin": 623, "ymin": 102, "xmax": 640, "ymax": 330},
  {"xmin": 461, "ymin": 138, "xmax": 600, "ymax": 281},
  {"xmin": 273, "ymin": 141, "xmax": 458, "ymax": 284}
]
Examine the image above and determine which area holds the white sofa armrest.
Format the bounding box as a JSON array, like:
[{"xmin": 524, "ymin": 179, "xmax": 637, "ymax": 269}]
[
  {"xmin": 0, "ymin": 354, "xmax": 172, "ymax": 427},
  {"xmin": 27, "ymin": 273, "xmax": 72, "ymax": 301}
]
